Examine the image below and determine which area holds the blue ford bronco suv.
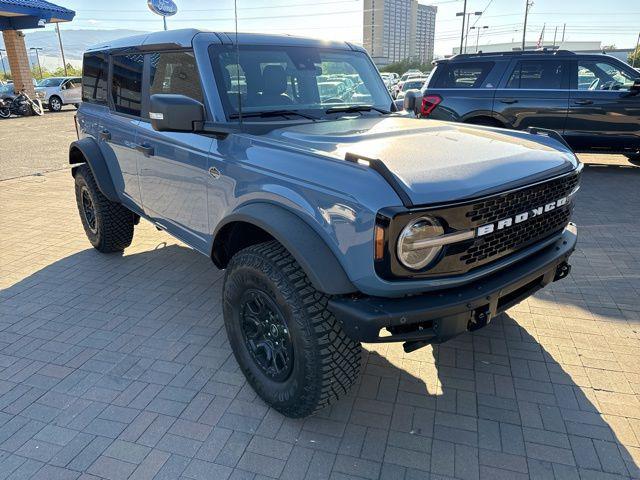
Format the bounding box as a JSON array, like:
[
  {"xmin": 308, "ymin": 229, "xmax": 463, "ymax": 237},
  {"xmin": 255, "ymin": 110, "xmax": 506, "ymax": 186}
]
[{"xmin": 71, "ymin": 29, "xmax": 580, "ymax": 417}]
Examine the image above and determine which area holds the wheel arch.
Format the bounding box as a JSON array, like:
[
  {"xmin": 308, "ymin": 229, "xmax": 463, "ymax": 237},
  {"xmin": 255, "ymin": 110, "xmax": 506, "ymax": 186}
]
[
  {"xmin": 462, "ymin": 114, "xmax": 505, "ymax": 128},
  {"xmin": 212, "ymin": 203, "xmax": 357, "ymax": 295},
  {"xmin": 69, "ymin": 137, "xmax": 120, "ymax": 203}
]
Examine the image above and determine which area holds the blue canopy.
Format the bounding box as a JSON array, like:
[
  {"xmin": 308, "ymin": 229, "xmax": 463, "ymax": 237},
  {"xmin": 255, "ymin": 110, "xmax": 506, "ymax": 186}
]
[{"xmin": 0, "ymin": 0, "xmax": 75, "ymax": 30}]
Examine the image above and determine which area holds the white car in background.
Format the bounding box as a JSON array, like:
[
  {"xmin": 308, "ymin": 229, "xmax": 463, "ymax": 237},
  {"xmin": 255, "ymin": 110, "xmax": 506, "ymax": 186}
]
[
  {"xmin": 35, "ymin": 76, "xmax": 82, "ymax": 112},
  {"xmin": 394, "ymin": 78, "xmax": 427, "ymax": 109}
]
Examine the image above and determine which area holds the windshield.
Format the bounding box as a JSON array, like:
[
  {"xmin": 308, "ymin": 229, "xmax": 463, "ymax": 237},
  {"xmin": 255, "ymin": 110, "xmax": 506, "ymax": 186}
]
[
  {"xmin": 210, "ymin": 44, "xmax": 392, "ymax": 120},
  {"xmin": 38, "ymin": 78, "xmax": 64, "ymax": 87}
]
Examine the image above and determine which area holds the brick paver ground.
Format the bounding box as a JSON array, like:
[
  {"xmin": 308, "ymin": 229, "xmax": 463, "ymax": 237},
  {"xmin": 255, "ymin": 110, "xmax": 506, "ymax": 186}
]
[{"xmin": 1, "ymin": 114, "xmax": 640, "ymax": 479}]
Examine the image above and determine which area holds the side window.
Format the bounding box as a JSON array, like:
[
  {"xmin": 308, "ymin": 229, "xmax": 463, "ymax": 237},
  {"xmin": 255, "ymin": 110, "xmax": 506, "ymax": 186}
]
[
  {"xmin": 506, "ymin": 60, "xmax": 564, "ymax": 90},
  {"xmin": 111, "ymin": 54, "xmax": 144, "ymax": 117},
  {"xmin": 149, "ymin": 51, "xmax": 203, "ymax": 103},
  {"xmin": 578, "ymin": 60, "xmax": 636, "ymax": 91},
  {"xmin": 82, "ymin": 53, "xmax": 108, "ymax": 104},
  {"xmin": 435, "ymin": 62, "xmax": 493, "ymax": 88}
]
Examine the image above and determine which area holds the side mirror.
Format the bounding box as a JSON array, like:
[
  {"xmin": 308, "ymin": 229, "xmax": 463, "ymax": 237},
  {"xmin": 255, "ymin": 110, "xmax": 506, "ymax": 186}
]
[
  {"xmin": 631, "ymin": 78, "xmax": 640, "ymax": 95},
  {"xmin": 403, "ymin": 90, "xmax": 422, "ymax": 113},
  {"xmin": 150, "ymin": 94, "xmax": 205, "ymax": 132}
]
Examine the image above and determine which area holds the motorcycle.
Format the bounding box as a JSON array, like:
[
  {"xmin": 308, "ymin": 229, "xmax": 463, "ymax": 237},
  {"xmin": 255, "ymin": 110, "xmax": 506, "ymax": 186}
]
[{"xmin": 0, "ymin": 90, "xmax": 44, "ymax": 118}]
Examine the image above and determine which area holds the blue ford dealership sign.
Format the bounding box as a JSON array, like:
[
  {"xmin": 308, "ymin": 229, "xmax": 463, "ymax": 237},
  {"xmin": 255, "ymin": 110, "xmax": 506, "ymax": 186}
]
[{"xmin": 147, "ymin": 0, "xmax": 178, "ymax": 17}]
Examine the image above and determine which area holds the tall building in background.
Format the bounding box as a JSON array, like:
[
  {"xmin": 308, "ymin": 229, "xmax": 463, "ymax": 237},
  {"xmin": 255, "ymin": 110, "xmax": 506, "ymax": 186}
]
[{"xmin": 363, "ymin": 0, "xmax": 437, "ymax": 67}]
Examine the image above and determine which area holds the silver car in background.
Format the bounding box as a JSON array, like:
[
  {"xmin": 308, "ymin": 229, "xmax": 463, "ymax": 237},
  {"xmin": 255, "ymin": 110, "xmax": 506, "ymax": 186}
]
[{"xmin": 35, "ymin": 76, "xmax": 82, "ymax": 112}]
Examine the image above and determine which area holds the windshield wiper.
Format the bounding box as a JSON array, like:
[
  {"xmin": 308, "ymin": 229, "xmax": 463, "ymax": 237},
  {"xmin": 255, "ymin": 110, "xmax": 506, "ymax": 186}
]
[
  {"xmin": 325, "ymin": 105, "xmax": 391, "ymax": 115},
  {"xmin": 229, "ymin": 110, "xmax": 318, "ymax": 121}
]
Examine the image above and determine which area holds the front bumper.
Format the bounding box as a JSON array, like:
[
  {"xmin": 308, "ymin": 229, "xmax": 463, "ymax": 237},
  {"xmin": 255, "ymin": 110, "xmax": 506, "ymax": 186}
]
[{"xmin": 329, "ymin": 224, "xmax": 577, "ymax": 349}]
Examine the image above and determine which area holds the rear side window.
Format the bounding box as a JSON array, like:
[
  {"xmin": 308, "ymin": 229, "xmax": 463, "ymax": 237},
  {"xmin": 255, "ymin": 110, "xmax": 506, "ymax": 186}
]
[
  {"xmin": 111, "ymin": 54, "xmax": 144, "ymax": 116},
  {"xmin": 434, "ymin": 62, "xmax": 493, "ymax": 88},
  {"xmin": 82, "ymin": 53, "xmax": 108, "ymax": 104},
  {"xmin": 506, "ymin": 60, "xmax": 565, "ymax": 90},
  {"xmin": 149, "ymin": 51, "xmax": 203, "ymax": 103}
]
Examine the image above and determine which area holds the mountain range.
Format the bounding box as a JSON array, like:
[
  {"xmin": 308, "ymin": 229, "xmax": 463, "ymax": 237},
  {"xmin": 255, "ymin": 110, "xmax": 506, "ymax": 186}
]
[{"xmin": 1, "ymin": 29, "xmax": 148, "ymax": 70}]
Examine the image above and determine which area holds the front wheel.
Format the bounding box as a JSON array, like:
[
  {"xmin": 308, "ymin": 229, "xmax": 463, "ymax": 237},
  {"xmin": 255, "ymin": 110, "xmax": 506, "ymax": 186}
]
[
  {"xmin": 30, "ymin": 99, "xmax": 44, "ymax": 116},
  {"xmin": 48, "ymin": 96, "xmax": 62, "ymax": 112},
  {"xmin": 223, "ymin": 241, "xmax": 362, "ymax": 418}
]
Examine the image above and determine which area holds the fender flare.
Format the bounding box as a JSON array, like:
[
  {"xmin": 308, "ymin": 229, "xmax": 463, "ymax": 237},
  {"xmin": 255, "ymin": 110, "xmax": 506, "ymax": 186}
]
[
  {"xmin": 69, "ymin": 137, "xmax": 120, "ymax": 203},
  {"xmin": 213, "ymin": 203, "xmax": 357, "ymax": 295}
]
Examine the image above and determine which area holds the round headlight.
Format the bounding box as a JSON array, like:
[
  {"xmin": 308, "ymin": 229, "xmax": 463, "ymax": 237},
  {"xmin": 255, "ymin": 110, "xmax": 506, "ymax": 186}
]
[{"xmin": 397, "ymin": 216, "xmax": 444, "ymax": 270}]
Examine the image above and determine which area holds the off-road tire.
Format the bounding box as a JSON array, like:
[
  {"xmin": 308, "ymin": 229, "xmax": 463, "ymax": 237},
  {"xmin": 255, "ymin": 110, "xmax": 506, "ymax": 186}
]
[
  {"xmin": 74, "ymin": 164, "xmax": 135, "ymax": 253},
  {"xmin": 223, "ymin": 241, "xmax": 362, "ymax": 418},
  {"xmin": 48, "ymin": 95, "xmax": 62, "ymax": 112}
]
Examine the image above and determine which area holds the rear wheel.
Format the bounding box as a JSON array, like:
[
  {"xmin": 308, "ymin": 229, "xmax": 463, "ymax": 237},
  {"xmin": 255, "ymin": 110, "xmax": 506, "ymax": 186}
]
[
  {"xmin": 48, "ymin": 95, "xmax": 62, "ymax": 112},
  {"xmin": 223, "ymin": 241, "xmax": 362, "ymax": 418},
  {"xmin": 74, "ymin": 164, "xmax": 135, "ymax": 253},
  {"xmin": 0, "ymin": 106, "xmax": 9, "ymax": 118}
]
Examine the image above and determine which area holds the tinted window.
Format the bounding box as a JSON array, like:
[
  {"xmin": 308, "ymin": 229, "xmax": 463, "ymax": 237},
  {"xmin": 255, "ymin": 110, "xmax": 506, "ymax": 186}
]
[
  {"xmin": 435, "ymin": 62, "xmax": 493, "ymax": 88},
  {"xmin": 149, "ymin": 51, "xmax": 203, "ymax": 103},
  {"xmin": 506, "ymin": 60, "xmax": 565, "ymax": 90},
  {"xmin": 82, "ymin": 53, "xmax": 108, "ymax": 104},
  {"xmin": 577, "ymin": 60, "xmax": 637, "ymax": 91},
  {"xmin": 39, "ymin": 78, "xmax": 64, "ymax": 87},
  {"xmin": 111, "ymin": 54, "xmax": 144, "ymax": 116}
]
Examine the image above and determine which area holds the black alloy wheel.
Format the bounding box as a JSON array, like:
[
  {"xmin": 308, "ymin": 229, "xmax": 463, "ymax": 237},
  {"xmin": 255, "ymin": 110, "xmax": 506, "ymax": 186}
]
[{"xmin": 239, "ymin": 289, "xmax": 294, "ymax": 382}]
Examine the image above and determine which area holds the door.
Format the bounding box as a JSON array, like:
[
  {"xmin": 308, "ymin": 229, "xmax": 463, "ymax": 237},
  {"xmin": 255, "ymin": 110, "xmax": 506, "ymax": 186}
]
[
  {"xmin": 61, "ymin": 78, "xmax": 82, "ymax": 104},
  {"xmin": 102, "ymin": 53, "xmax": 146, "ymax": 207},
  {"xmin": 137, "ymin": 50, "xmax": 211, "ymax": 252},
  {"xmin": 493, "ymin": 58, "xmax": 570, "ymax": 132},
  {"xmin": 564, "ymin": 58, "xmax": 640, "ymax": 152}
]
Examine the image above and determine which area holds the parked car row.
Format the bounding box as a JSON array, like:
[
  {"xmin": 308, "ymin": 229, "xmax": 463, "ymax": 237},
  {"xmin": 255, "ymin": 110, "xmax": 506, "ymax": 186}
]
[{"xmin": 403, "ymin": 49, "xmax": 640, "ymax": 161}]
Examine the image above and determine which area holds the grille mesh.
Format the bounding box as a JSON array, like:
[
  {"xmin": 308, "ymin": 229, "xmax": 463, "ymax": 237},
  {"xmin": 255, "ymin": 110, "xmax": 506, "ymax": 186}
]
[
  {"xmin": 465, "ymin": 173, "xmax": 580, "ymax": 225},
  {"xmin": 457, "ymin": 173, "xmax": 580, "ymax": 267}
]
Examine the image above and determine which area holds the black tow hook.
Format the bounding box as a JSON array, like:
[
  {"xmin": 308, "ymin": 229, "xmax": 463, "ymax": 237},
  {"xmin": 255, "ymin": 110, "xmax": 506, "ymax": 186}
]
[
  {"xmin": 468, "ymin": 307, "xmax": 490, "ymax": 332},
  {"xmin": 553, "ymin": 262, "xmax": 571, "ymax": 282}
]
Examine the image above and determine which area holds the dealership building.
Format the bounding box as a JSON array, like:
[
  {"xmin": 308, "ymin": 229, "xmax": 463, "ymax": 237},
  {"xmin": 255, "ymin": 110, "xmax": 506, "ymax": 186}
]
[
  {"xmin": 0, "ymin": 0, "xmax": 75, "ymax": 95},
  {"xmin": 363, "ymin": 0, "xmax": 437, "ymax": 66}
]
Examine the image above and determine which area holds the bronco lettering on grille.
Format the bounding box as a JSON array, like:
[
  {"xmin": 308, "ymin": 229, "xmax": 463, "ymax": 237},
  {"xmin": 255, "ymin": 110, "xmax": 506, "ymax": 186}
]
[{"xmin": 476, "ymin": 196, "xmax": 569, "ymax": 237}]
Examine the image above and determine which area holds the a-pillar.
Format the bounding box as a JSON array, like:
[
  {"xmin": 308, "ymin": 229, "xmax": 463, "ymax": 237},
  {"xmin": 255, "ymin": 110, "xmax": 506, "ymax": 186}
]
[{"xmin": 2, "ymin": 30, "xmax": 35, "ymax": 96}]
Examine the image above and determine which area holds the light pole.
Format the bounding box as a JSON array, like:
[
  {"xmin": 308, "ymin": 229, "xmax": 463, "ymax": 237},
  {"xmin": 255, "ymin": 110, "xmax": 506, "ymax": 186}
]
[
  {"xmin": 55, "ymin": 22, "xmax": 68, "ymax": 76},
  {"xmin": 0, "ymin": 49, "xmax": 7, "ymax": 79},
  {"xmin": 30, "ymin": 47, "xmax": 44, "ymax": 79},
  {"xmin": 456, "ymin": 0, "xmax": 467, "ymax": 55},
  {"xmin": 463, "ymin": 12, "xmax": 483, "ymax": 53},
  {"xmin": 471, "ymin": 26, "xmax": 489, "ymax": 53},
  {"xmin": 522, "ymin": 0, "xmax": 533, "ymax": 51}
]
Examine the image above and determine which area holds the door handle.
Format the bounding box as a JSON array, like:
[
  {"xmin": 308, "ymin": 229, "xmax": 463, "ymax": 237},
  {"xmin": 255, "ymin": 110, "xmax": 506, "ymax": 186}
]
[
  {"xmin": 99, "ymin": 130, "xmax": 111, "ymax": 141},
  {"xmin": 573, "ymin": 99, "xmax": 593, "ymax": 105},
  {"xmin": 135, "ymin": 144, "xmax": 155, "ymax": 157},
  {"xmin": 499, "ymin": 98, "xmax": 518, "ymax": 104}
]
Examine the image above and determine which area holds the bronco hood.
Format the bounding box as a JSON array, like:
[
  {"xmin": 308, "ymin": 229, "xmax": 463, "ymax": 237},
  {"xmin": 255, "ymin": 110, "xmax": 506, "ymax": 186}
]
[{"xmin": 264, "ymin": 116, "xmax": 578, "ymax": 206}]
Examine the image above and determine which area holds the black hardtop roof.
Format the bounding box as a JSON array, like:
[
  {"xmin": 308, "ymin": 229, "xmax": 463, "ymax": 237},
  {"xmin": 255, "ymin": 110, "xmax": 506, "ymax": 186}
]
[{"xmin": 437, "ymin": 49, "xmax": 594, "ymax": 63}]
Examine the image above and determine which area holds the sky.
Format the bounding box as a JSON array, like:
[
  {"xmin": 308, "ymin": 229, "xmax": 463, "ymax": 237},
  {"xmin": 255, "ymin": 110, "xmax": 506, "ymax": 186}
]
[{"xmin": 44, "ymin": 0, "xmax": 640, "ymax": 56}]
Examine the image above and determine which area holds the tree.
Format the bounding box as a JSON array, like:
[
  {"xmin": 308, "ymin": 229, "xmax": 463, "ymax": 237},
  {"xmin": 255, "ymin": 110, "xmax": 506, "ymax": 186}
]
[
  {"xmin": 379, "ymin": 58, "xmax": 433, "ymax": 75},
  {"xmin": 629, "ymin": 47, "xmax": 640, "ymax": 68}
]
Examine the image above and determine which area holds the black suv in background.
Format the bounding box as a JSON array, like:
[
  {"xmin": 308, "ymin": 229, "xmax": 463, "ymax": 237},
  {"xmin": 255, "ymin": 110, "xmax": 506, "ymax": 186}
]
[{"xmin": 405, "ymin": 50, "xmax": 640, "ymax": 160}]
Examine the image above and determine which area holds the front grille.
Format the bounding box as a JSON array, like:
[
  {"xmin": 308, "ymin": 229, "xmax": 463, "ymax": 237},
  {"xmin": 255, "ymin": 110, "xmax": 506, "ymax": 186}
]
[
  {"xmin": 460, "ymin": 206, "xmax": 572, "ymax": 265},
  {"xmin": 399, "ymin": 169, "xmax": 581, "ymax": 277},
  {"xmin": 465, "ymin": 173, "xmax": 580, "ymax": 225}
]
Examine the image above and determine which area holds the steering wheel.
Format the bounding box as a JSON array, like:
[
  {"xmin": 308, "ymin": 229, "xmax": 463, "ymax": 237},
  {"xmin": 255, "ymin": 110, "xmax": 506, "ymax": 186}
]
[
  {"xmin": 325, "ymin": 98, "xmax": 344, "ymax": 104},
  {"xmin": 588, "ymin": 78, "xmax": 600, "ymax": 91}
]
